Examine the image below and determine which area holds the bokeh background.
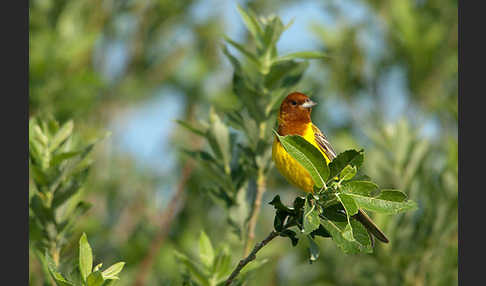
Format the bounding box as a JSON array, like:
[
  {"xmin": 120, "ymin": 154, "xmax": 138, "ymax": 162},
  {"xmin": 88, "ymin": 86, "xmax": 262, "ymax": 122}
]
[{"xmin": 29, "ymin": 0, "xmax": 457, "ymax": 285}]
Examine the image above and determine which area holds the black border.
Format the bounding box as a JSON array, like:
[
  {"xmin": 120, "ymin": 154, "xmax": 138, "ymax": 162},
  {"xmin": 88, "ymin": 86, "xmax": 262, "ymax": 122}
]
[
  {"xmin": 3, "ymin": 0, "xmax": 29, "ymax": 283},
  {"xmin": 458, "ymin": 0, "xmax": 482, "ymax": 284}
]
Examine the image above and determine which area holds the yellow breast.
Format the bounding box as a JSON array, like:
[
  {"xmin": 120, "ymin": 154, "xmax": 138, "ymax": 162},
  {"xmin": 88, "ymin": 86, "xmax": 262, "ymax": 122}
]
[{"xmin": 272, "ymin": 124, "xmax": 330, "ymax": 193}]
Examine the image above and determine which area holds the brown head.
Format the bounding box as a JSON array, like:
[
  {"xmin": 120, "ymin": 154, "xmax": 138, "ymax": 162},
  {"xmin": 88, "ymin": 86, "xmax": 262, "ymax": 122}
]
[{"xmin": 277, "ymin": 92, "xmax": 317, "ymax": 135}]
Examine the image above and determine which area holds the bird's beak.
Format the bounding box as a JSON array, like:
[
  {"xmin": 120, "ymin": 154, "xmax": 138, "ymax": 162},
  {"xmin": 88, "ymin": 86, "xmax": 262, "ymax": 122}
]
[{"xmin": 301, "ymin": 99, "xmax": 317, "ymax": 108}]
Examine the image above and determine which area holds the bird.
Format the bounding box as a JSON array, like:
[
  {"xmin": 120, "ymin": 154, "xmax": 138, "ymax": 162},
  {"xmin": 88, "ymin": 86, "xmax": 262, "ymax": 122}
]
[{"xmin": 272, "ymin": 91, "xmax": 389, "ymax": 244}]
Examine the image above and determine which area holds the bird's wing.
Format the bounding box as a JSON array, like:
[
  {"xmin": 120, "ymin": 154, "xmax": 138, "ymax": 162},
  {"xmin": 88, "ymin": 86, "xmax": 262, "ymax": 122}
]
[{"xmin": 312, "ymin": 124, "xmax": 337, "ymax": 160}]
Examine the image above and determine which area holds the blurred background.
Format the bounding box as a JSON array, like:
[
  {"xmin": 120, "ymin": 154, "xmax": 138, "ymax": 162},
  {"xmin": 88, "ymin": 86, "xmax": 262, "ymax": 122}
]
[{"xmin": 29, "ymin": 0, "xmax": 457, "ymax": 285}]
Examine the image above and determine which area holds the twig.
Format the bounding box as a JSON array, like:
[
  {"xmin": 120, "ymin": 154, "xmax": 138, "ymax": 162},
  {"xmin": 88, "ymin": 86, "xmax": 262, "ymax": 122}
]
[
  {"xmin": 132, "ymin": 161, "xmax": 193, "ymax": 286},
  {"xmin": 132, "ymin": 106, "xmax": 201, "ymax": 286},
  {"xmin": 244, "ymin": 170, "xmax": 266, "ymax": 255},
  {"xmin": 225, "ymin": 230, "xmax": 279, "ymax": 286}
]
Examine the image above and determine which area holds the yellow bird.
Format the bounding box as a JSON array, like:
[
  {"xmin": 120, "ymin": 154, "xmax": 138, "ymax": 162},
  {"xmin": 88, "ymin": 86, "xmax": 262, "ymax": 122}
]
[{"xmin": 272, "ymin": 92, "xmax": 389, "ymax": 243}]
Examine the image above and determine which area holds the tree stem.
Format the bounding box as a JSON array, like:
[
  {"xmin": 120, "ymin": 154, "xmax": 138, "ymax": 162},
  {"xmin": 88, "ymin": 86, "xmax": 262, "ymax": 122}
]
[
  {"xmin": 225, "ymin": 230, "xmax": 278, "ymax": 286},
  {"xmin": 244, "ymin": 169, "xmax": 266, "ymax": 255}
]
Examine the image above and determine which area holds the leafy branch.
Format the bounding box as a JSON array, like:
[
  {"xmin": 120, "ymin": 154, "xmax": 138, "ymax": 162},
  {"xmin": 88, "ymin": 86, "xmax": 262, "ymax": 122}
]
[
  {"xmin": 224, "ymin": 230, "xmax": 278, "ymax": 286},
  {"xmin": 46, "ymin": 233, "xmax": 125, "ymax": 286},
  {"xmin": 29, "ymin": 116, "xmax": 126, "ymax": 285},
  {"xmin": 176, "ymin": 5, "xmax": 327, "ymax": 260},
  {"xmin": 176, "ymin": 6, "xmax": 416, "ymax": 285},
  {"xmin": 223, "ymin": 133, "xmax": 417, "ymax": 284},
  {"xmin": 29, "ymin": 117, "xmax": 98, "ymax": 267}
]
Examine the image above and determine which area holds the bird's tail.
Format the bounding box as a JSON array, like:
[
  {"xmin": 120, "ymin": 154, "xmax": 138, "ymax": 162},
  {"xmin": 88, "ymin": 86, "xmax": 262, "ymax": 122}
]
[{"xmin": 353, "ymin": 209, "xmax": 389, "ymax": 244}]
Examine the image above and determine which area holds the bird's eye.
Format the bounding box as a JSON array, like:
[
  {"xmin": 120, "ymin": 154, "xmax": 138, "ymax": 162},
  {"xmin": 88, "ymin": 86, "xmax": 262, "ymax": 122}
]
[{"xmin": 290, "ymin": 100, "xmax": 297, "ymax": 106}]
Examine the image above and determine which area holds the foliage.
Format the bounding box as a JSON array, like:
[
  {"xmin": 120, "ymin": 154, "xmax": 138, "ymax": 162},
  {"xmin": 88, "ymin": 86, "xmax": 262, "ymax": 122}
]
[
  {"xmin": 29, "ymin": 117, "xmax": 97, "ymax": 266},
  {"xmin": 270, "ymin": 133, "xmax": 416, "ymax": 260},
  {"xmin": 177, "ymin": 5, "xmax": 327, "ymax": 242},
  {"xmin": 29, "ymin": 117, "xmax": 126, "ymax": 285},
  {"xmin": 46, "ymin": 233, "xmax": 125, "ymax": 286},
  {"xmin": 175, "ymin": 231, "xmax": 267, "ymax": 286},
  {"xmin": 29, "ymin": 0, "xmax": 457, "ymax": 285}
]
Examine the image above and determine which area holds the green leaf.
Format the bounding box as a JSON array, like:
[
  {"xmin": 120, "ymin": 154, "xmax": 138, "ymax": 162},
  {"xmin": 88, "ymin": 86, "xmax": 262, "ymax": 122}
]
[
  {"xmin": 303, "ymin": 196, "xmax": 321, "ymax": 235},
  {"xmin": 328, "ymin": 150, "xmax": 364, "ymax": 182},
  {"xmin": 174, "ymin": 251, "xmax": 209, "ymax": 286},
  {"xmin": 45, "ymin": 253, "xmax": 73, "ymax": 286},
  {"xmin": 275, "ymin": 51, "xmax": 329, "ymax": 62},
  {"xmin": 93, "ymin": 263, "xmax": 103, "ymax": 272},
  {"xmin": 223, "ymin": 36, "xmax": 259, "ymax": 66},
  {"xmin": 221, "ymin": 44, "xmax": 242, "ymax": 72},
  {"xmin": 199, "ymin": 231, "xmax": 215, "ymax": 269},
  {"xmin": 49, "ymin": 120, "xmax": 73, "ymax": 152},
  {"xmin": 52, "ymin": 171, "xmax": 88, "ymax": 209},
  {"xmin": 79, "ymin": 233, "xmax": 93, "ymax": 282},
  {"xmin": 264, "ymin": 60, "xmax": 309, "ymax": 90},
  {"xmin": 261, "ymin": 16, "xmax": 285, "ymax": 54},
  {"xmin": 176, "ymin": 120, "xmax": 207, "ymax": 137},
  {"xmin": 321, "ymin": 204, "xmax": 347, "ymax": 222},
  {"xmin": 228, "ymin": 185, "xmax": 250, "ymax": 239},
  {"xmin": 239, "ymin": 259, "xmax": 268, "ymax": 276},
  {"xmin": 334, "ymin": 195, "xmax": 372, "ymax": 252},
  {"xmin": 342, "ymin": 223, "xmax": 354, "ymax": 241},
  {"xmin": 336, "ymin": 193, "xmax": 358, "ymax": 216},
  {"xmin": 376, "ymin": 189, "xmax": 408, "ymax": 202},
  {"xmin": 58, "ymin": 202, "xmax": 91, "ymax": 237},
  {"xmin": 103, "ymin": 280, "xmax": 119, "ymax": 286},
  {"xmin": 350, "ymin": 219, "xmax": 373, "ymax": 249},
  {"xmin": 348, "ymin": 193, "xmax": 418, "ymax": 214},
  {"xmin": 33, "ymin": 125, "xmax": 49, "ymax": 146},
  {"xmin": 101, "ymin": 262, "xmax": 125, "ymax": 280},
  {"xmin": 307, "ymin": 236, "xmax": 320, "ymax": 263},
  {"xmin": 340, "ymin": 165, "xmax": 357, "ymax": 181},
  {"xmin": 274, "ymin": 132, "xmax": 329, "ymax": 188},
  {"xmin": 51, "ymin": 151, "xmax": 82, "ymax": 166},
  {"xmin": 65, "ymin": 267, "xmax": 84, "ymax": 286},
  {"xmin": 212, "ymin": 251, "xmax": 232, "ymax": 281},
  {"xmin": 236, "ymin": 5, "xmax": 263, "ymax": 46},
  {"xmin": 221, "ymin": 46, "xmax": 266, "ymax": 122},
  {"xmin": 86, "ymin": 271, "xmax": 104, "ymax": 286},
  {"xmin": 184, "ymin": 150, "xmax": 233, "ymax": 191},
  {"xmin": 320, "ymin": 219, "xmax": 361, "ymax": 254},
  {"xmin": 341, "ymin": 181, "xmax": 379, "ymax": 197}
]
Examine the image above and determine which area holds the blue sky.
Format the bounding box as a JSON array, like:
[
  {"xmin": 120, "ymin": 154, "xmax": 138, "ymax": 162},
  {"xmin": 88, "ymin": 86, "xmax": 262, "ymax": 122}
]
[{"xmin": 108, "ymin": 0, "xmax": 440, "ymax": 179}]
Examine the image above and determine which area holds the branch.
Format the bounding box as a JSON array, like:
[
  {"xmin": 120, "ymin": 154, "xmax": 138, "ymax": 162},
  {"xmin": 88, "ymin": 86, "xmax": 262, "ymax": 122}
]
[
  {"xmin": 132, "ymin": 105, "xmax": 201, "ymax": 286},
  {"xmin": 244, "ymin": 170, "xmax": 266, "ymax": 255},
  {"xmin": 132, "ymin": 160, "xmax": 193, "ymax": 286},
  {"xmin": 225, "ymin": 230, "xmax": 278, "ymax": 286}
]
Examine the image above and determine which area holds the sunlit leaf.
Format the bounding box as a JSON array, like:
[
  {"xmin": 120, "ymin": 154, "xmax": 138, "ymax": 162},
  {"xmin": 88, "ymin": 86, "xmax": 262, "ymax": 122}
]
[
  {"xmin": 236, "ymin": 4, "xmax": 263, "ymax": 46},
  {"xmin": 303, "ymin": 196, "xmax": 321, "ymax": 235},
  {"xmin": 86, "ymin": 271, "xmax": 104, "ymax": 286},
  {"xmin": 174, "ymin": 251, "xmax": 209, "ymax": 286},
  {"xmin": 274, "ymin": 132, "xmax": 329, "ymax": 188},
  {"xmin": 101, "ymin": 262, "xmax": 125, "ymax": 280},
  {"xmin": 328, "ymin": 150, "xmax": 364, "ymax": 182},
  {"xmin": 341, "ymin": 181, "xmax": 379, "ymax": 197},
  {"xmin": 275, "ymin": 51, "xmax": 329, "ymax": 63},
  {"xmin": 336, "ymin": 193, "xmax": 358, "ymax": 216},
  {"xmin": 376, "ymin": 189, "xmax": 408, "ymax": 202},
  {"xmin": 349, "ymin": 193, "xmax": 417, "ymax": 214},
  {"xmin": 49, "ymin": 120, "xmax": 73, "ymax": 152},
  {"xmin": 79, "ymin": 233, "xmax": 93, "ymax": 282},
  {"xmin": 199, "ymin": 231, "xmax": 215, "ymax": 269},
  {"xmin": 340, "ymin": 165, "xmax": 357, "ymax": 181}
]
